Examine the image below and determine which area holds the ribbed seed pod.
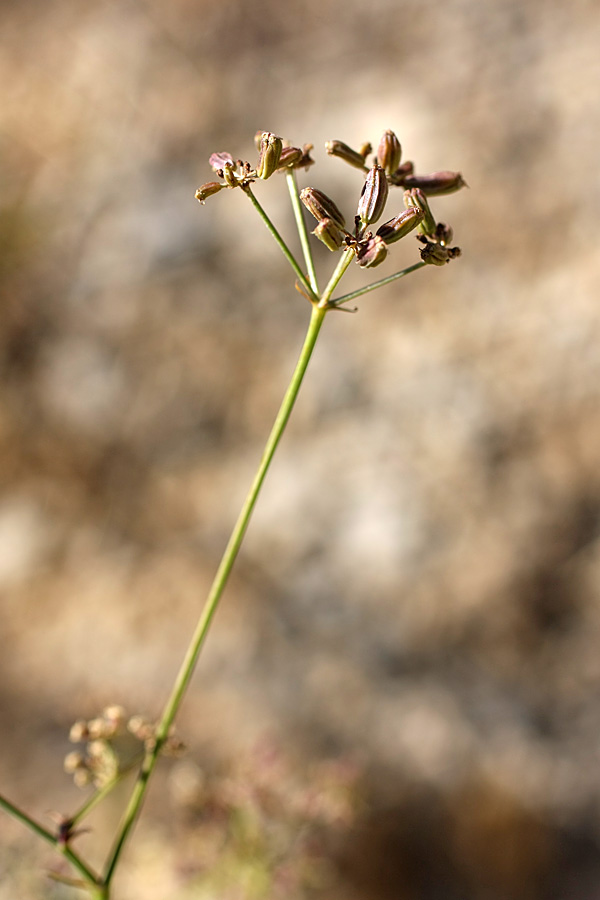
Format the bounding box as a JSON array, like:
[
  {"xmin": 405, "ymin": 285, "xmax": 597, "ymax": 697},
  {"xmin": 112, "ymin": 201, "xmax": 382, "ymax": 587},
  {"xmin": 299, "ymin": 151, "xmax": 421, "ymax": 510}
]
[
  {"xmin": 256, "ymin": 132, "xmax": 283, "ymax": 179},
  {"xmin": 357, "ymin": 165, "xmax": 389, "ymax": 225},
  {"xmin": 404, "ymin": 188, "xmax": 436, "ymax": 236},
  {"xmin": 356, "ymin": 235, "xmax": 388, "ymax": 268},
  {"xmin": 325, "ymin": 140, "xmax": 368, "ymax": 170},
  {"xmin": 376, "ymin": 207, "xmax": 424, "ymax": 244},
  {"xmin": 403, "ymin": 171, "xmax": 466, "ymax": 195},
  {"xmin": 195, "ymin": 182, "xmax": 225, "ymax": 204},
  {"xmin": 276, "ymin": 146, "xmax": 304, "ymax": 169},
  {"xmin": 300, "ymin": 188, "xmax": 346, "ymax": 231},
  {"xmin": 313, "ymin": 218, "xmax": 344, "ymax": 251},
  {"xmin": 377, "ymin": 130, "xmax": 402, "ymax": 176}
]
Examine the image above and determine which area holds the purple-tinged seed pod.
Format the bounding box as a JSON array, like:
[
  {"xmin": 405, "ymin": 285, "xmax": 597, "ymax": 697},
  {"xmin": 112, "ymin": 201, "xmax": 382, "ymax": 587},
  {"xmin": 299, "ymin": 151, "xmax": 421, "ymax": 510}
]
[
  {"xmin": 357, "ymin": 165, "xmax": 389, "ymax": 225},
  {"xmin": 376, "ymin": 130, "xmax": 402, "ymax": 176},
  {"xmin": 300, "ymin": 188, "xmax": 346, "ymax": 231},
  {"xmin": 356, "ymin": 234, "xmax": 388, "ymax": 268},
  {"xmin": 403, "ymin": 171, "xmax": 466, "ymax": 196},
  {"xmin": 376, "ymin": 207, "xmax": 424, "ymax": 244},
  {"xmin": 195, "ymin": 182, "xmax": 225, "ymax": 204},
  {"xmin": 276, "ymin": 146, "xmax": 304, "ymax": 169},
  {"xmin": 389, "ymin": 160, "xmax": 414, "ymax": 186}
]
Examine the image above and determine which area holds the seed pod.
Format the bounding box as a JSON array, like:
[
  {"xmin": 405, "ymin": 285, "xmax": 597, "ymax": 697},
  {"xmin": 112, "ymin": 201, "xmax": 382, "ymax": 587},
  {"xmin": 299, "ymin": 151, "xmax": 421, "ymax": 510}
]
[
  {"xmin": 404, "ymin": 188, "xmax": 436, "ymax": 236},
  {"xmin": 209, "ymin": 151, "xmax": 234, "ymax": 172},
  {"xmin": 300, "ymin": 188, "xmax": 346, "ymax": 231},
  {"xmin": 256, "ymin": 132, "xmax": 283, "ymax": 179},
  {"xmin": 389, "ymin": 160, "xmax": 414, "ymax": 186},
  {"xmin": 325, "ymin": 140, "xmax": 368, "ymax": 170},
  {"xmin": 195, "ymin": 182, "xmax": 225, "ymax": 204},
  {"xmin": 377, "ymin": 130, "xmax": 402, "ymax": 176},
  {"xmin": 376, "ymin": 207, "xmax": 424, "ymax": 244},
  {"xmin": 356, "ymin": 235, "xmax": 388, "ymax": 268},
  {"xmin": 297, "ymin": 143, "xmax": 315, "ymax": 170},
  {"xmin": 358, "ymin": 142, "xmax": 372, "ymax": 160},
  {"xmin": 419, "ymin": 240, "xmax": 451, "ymax": 266},
  {"xmin": 313, "ymin": 218, "xmax": 344, "ymax": 252},
  {"xmin": 403, "ymin": 171, "xmax": 466, "ymax": 195},
  {"xmin": 357, "ymin": 165, "xmax": 389, "ymax": 225},
  {"xmin": 221, "ymin": 161, "xmax": 239, "ymax": 187},
  {"xmin": 276, "ymin": 146, "xmax": 304, "ymax": 169}
]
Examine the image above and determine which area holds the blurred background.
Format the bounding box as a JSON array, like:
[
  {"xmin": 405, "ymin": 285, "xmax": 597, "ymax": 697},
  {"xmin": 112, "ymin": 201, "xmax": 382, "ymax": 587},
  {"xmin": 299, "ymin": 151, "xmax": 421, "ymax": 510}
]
[{"xmin": 1, "ymin": 0, "xmax": 600, "ymax": 897}]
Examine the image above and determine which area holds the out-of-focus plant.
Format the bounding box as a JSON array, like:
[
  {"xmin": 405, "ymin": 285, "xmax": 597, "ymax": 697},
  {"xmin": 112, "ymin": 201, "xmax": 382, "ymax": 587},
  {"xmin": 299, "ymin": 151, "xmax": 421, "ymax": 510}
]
[
  {"xmin": 0, "ymin": 129, "xmax": 465, "ymax": 898},
  {"xmin": 168, "ymin": 742, "xmax": 361, "ymax": 900}
]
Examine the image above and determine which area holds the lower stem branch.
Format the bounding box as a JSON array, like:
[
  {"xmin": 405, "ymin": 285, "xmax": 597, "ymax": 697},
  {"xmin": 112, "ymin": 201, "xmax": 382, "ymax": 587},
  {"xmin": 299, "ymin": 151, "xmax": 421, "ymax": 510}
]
[{"xmin": 102, "ymin": 302, "xmax": 328, "ymax": 886}]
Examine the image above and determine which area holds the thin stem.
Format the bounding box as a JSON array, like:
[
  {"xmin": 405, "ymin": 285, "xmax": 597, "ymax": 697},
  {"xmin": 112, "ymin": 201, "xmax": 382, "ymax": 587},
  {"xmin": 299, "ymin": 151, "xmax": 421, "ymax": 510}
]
[
  {"xmin": 70, "ymin": 755, "xmax": 143, "ymax": 827},
  {"xmin": 102, "ymin": 302, "xmax": 328, "ymax": 886},
  {"xmin": 0, "ymin": 793, "xmax": 101, "ymax": 886},
  {"xmin": 330, "ymin": 261, "xmax": 426, "ymax": 306},
  {"xmin": 285, "ymin": 170, "xmax": 318, "ymax": 294},
  {"xmin": 319, "ymin": 248, "xmax": 355, "ymax": 307},
  {"xmin": 242, "ymin": 185, "xmax": 318, "ymax": 303}
]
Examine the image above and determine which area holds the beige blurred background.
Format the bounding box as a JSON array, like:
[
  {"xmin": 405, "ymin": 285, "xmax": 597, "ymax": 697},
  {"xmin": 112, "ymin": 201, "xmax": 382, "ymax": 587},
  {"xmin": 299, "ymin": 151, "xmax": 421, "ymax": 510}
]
[{"xmin": 1, "ymin": 0, "xmax": 600, "ymax": 897}]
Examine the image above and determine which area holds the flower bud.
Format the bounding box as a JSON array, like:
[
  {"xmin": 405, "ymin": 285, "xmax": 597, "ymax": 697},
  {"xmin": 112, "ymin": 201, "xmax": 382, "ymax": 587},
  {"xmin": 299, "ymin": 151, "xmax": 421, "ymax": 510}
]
[
  {"xmin": 256, "ymin": 132, "xmax": 283, "ymax": 179},
  {"xmin": 276, "ymin": 146, "xmax": 304, "ymax": 169},
  {"xmin": 356, "ymin": 235, "xmax": 388, "ymax": 268},
  {"xmin": 300, "ymin": 188, "xmax": 346, "ymax": 231},
  {"xmin": 195, "ymin": 181, "xmax": 224, "ymax": 204},
  {"xmin": 377, "ymin": 130, "xmax": 402, "ymax": 176},
  {"xmin": 376, "ymin": 207, "xmax": 424, "ymax": 244},
  {"xmin": 357, "ymin": 165, "xmax": 389, "ymax": 225},
  {"xmin": 64, "ymin": 751, "xmax": 85, "ymax": 773},
  {"xmin": 313, "ymin": 218, "xmax": 344, "ymax": 252},
  {"xmin": 403, "ymin": 171, "xmax": 466, "ymax": 195},
  {"xmin": 325, "ymin": 140, "xmax": 368, "ymax": 170},
  {"xmin": 69, "ymin": 720, "xmax": 89, "ymax": 743},
  {"xmin": 404, "ymin": 188, "xmax": 436, "ymax": 236},
  {"xmin": 209, "ymin": 152, "xmax": 234, "ymax": 173}
]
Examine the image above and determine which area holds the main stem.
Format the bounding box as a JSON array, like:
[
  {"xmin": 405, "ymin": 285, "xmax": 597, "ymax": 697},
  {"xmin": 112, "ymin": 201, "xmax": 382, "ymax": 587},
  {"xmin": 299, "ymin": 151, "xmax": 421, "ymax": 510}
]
[{"xmin": 103, "ymin": 302, "xmax": 327, "ymax": 886}]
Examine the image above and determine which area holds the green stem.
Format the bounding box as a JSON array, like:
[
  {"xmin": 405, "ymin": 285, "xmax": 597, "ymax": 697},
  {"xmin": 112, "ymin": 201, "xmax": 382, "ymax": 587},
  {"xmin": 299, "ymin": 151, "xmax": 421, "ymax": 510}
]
[
  {"xmin": 242, "ymin": 185, "xmax": 318, "ymax": 303},
  {"xmin": 319, "ymin": 248, "xmax": 355, "ymax": 307},
  {"xmin": 330, "ymin": 261, "xmax": 425, "ymax": 306},
  {"xmin": 70, "ymin": 755, "xmax": 143, "ymax": 828},
  {"xmin": 285, "ymin": 170, "xmax": 318, "ymax": 294},
  {"xmin": 102, "ymin": 302, "xmax": 328, "ymax": 887},
  {"xmin": 0, "ymin": 793, "xmax": 101, "ymax": 887}
]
